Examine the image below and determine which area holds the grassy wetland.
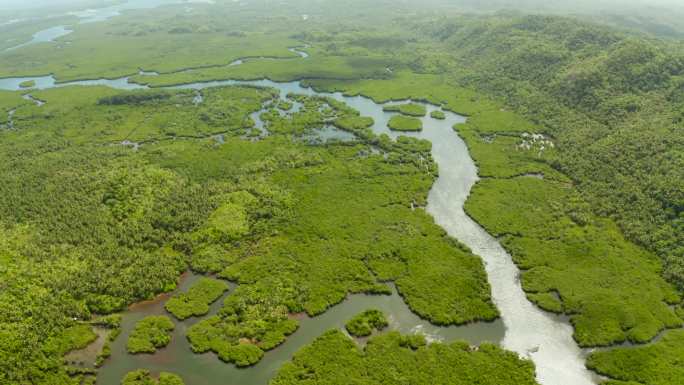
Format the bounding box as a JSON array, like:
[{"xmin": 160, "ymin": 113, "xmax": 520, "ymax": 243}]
[{"xmin": 0, "ymin": 1, "xmax": 683, "ymax": 385}]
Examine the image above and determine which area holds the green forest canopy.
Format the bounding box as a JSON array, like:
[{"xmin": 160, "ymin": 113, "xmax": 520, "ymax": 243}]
[{"xmin": 0, "ymin": 1, "xmax": 682, "ymax": 385}]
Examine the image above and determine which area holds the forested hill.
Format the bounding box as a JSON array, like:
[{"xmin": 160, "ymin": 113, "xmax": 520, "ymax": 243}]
[
  {"xmin": 424, "ymin": 0, "xmax": 684, "ymax": 38},
  {"xmin": 406, "ymin": 14, "xmax": 684, "ymax": 289}
]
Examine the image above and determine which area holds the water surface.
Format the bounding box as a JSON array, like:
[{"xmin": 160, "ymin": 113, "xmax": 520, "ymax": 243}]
[
  {"xmin": 95, "ymin": 273, "xmax": 503, "ymax": 385},
  {"xmin": 5, "ymin": 25, "xmax": 72, "ymax": 51}
]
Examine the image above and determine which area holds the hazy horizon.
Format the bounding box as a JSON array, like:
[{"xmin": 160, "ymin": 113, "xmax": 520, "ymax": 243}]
[
  {"xmin": 2, "ymin": 0, "xmax": 684, "ymax": 38},
  {"xmin": 2, "ymin": 0, "xmax": 684, "ymax": 11}
]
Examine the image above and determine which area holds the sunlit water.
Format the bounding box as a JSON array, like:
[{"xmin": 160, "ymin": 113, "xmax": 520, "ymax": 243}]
[{"xmin": 0, "ymin": 75, "xmax": 599, "ymax": 385}]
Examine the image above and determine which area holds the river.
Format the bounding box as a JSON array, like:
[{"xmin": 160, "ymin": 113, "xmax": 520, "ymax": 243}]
[
  {"xmin": 0, "ymin": 75, "xmax": 599, "ymax": 385},
  {"xmin": 2, "ymin": 0, "xmax": 194, "ymax": 52}
]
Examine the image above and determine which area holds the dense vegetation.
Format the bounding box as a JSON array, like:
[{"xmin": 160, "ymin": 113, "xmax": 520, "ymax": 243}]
[
  {"xmin": 0, "ymin": 81, "xmax": 496, "ymax": 382},
  {"xmin": 92, "ymin": 314, "xmax": 122, "ymax": 367},
  {"xmin": 587, "ymin": 330, "xmax": 684, "ymax": 385},
  {"xmin": 304, "ymin": 74, "xmax": 681, "ymax": 352},
  {"xmin": 466, "ymin": 177, "xmax": 681, "ymax": 346},
  {"xmin": 121, "ymin": 370, "xmax": 185, "ymax": 385},
  {"xmin": 179, "ymin": 92, "xmax": 496, "ymax": 366},
  {"xmin": 165, "ymin": 278, "xmax": 229, "ymax": 320},
  {"xmin": 430, "ymin": 110, "xmax": 446, "ymax": 120},
  {"xmin": 0, "ymin": 85, "xmax": 279, "ymax": 384},
  {"xmin": 1, "ymin": 1, "xmax": 683, "ymax": 383},
  {"xmin": 413, "ymin": 15, "xmax": 684, "ymax": 290},
  {"xmin": 186, "ymin": 295, "xmax": 298, "ymax": 367},
  {"xmin": 383, "ymin": 103, "xmax": 427, "ymax": 117},
  {"xmin": 126, "ymin": 316, "xmax": 175, "ymax": 354},
  {"xmin": 271, "ymin": 330, "xmax": 538, "ymax": 385},
  {"xmin": 18, "ymin": 80, "xmax": 35, "ymax": 89},
  {"xmin": 345, "ymin": 309, "xmax": 389, "ymax": 337},
  {"xmin": 388, "ymin": 115, "xmax": 423, "ymax": 131}
]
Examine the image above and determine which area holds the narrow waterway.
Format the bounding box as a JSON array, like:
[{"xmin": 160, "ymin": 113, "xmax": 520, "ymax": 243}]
[
  {"xmin": 71, "ymin": 0, "xmax": 192, "ymax": 24},
  {"xmin": 2, "ymin": 0, "xmax": 193, "ymax": 52},
  {"xmin": 93, "ymin": 272, "xmax": 503, "ymax": 385},
  {"xmin": 0, "ymin": 75, "xmax": 599, "ymax": 385},
  {"xmin": 4, "ymin": 25, "xmax": 73, "ymax": 51}
]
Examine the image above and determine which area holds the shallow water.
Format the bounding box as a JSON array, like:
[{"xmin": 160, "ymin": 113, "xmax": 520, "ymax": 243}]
[
  {"xmin": 139, "ymin": 69, "xmax": 160, "ymax": 76},
  {"xmin": 2, "ymin": 109, "xmax": 15, "ymax": 129},
  {"xmin": 4, "ymin": 25, "xmax": 72, "ymax": 51},
  {"xmin": 0, "ymin": 75, "xmax": 599, "ymax": 385},
  {"xmin": 0, "ymin": 75, "xmax": 56, "ymax": 90},
  {"xmin": 0, "ymin": 75, "xmax": 147, "ymax": 91},
  {"xmin": 304, "ymin": 125, "xmax": 356, "ymax": 143},
  {"xmin": 288, "ymin": 46, "xmax": 309, "ymax": 58},
  {"xmin": 225, "ymin": 46, "xmax": 308, "ymax": 68},
  {"xmin": 22, "ymin": 94, "xmax": 45, "ymax": 106},
  {"xmin": 95, "ymin": 273, "xmax": 503, "ymax": 385}
]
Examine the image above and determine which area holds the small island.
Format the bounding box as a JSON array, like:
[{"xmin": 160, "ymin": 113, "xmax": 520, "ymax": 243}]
[
  {"xmin": 345, "ymin": 309, "xmax": 389, "ymax": 337},
  {"xmin": 388, "ymin": 115, "xmax": 423, "ymax": 132},
  {"xmin": 430, "ymin": 110, "xmax": 446, "ymax": 120},
  {"xmin": 126, "ymin": 315, "xmax": 175, "ymax": 354},
  {"xmin": 122, "ymin": 370, "xmax": 185, "ymax": 385},
  {"xmin": 277, "ymin": 100, "xmax": 293, "ymax": 111},
  {"xmin": 333, "ymin": 115, "xmax": 374, "ymax": 131},
  {"xmin": 165, "ymin": 277, "xmax": 229, "ymax": 320},
  {"xmin": 383, "ymin": 103, "xmax": 427, "ymax": 117},
  {"xmin": 19, "ymin": 80, "xmax": 36, "ymax": 89}
]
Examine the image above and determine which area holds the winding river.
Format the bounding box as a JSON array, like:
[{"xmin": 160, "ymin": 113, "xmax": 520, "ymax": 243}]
[{"xmin": 0, "ymin": 75, "xmax": 599, "ymax": 385}]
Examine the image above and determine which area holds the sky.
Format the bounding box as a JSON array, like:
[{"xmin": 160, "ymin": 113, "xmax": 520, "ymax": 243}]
[
  {"xmin": 0, "ymin": 0, "xmax": 118, "ymax": 11},
  {"xmin": 1, "ymin": 0, "xmax": 683, "ymax": 17},
  {"xmin": 1, "ymin": 0, "xmax": 683, "ymax": 9}
]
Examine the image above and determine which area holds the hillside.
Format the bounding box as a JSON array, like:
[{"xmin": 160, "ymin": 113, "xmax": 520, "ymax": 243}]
[{"xmin": 405, "ymin": 14, "xmax": 684, "ymax": 290}]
